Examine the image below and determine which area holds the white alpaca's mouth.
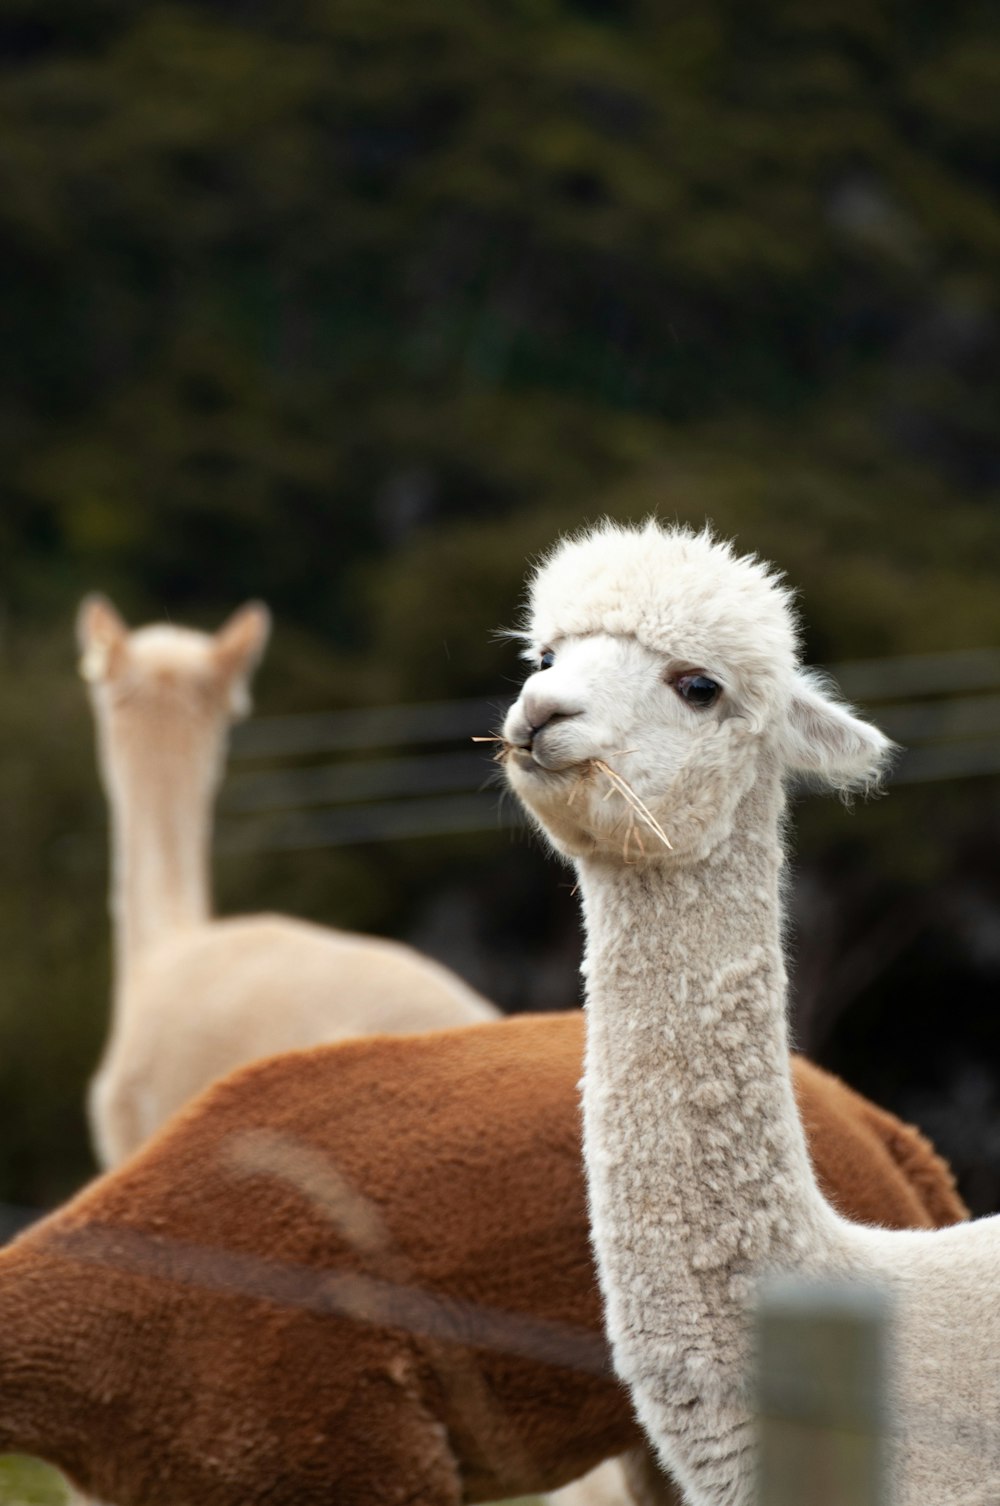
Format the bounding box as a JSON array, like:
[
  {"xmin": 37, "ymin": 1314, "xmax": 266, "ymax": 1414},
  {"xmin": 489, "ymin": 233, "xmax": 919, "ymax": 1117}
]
[
  {"xmin": 509, "ymin": 744, "xmax": 587, "ymax": 777},
  {"xmin": 513, "ymin": 751, "xmax": 673, "ymax": 855}
]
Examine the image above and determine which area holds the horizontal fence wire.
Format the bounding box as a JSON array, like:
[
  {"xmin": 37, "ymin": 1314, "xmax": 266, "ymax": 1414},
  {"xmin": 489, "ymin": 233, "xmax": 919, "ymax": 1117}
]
[
  {"xmin": 52, "ymin": 648, "xmax": 1000, "ymax": 863},
  {"xmin": 834, "ymin": 648, "xmax": 1000, "ymax": 702},
  {"xmin": 216, "ymin": 793, "xmax": 515, "ymax": 853},
  {"xmin": 212, "ymin": 648, "xmax": 1000, "ymax": 852},
  {"xmin": 229, "ymin": 698, "xmax": 501, "ymax": 760},
  {"xmin": 222, "ymin": 750, "xmax": 491, "ymax": 814}
]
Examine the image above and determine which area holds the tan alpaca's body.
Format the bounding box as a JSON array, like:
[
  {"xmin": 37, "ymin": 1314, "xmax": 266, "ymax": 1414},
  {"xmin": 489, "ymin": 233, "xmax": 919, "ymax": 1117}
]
[
  {"xmin": 92, "ymin": 914, "xmax": 496, "ymax": 1166},
  {"xmin": 503, "ymin": 521, "xmax": 999, "ymax": 1506},
  {"xmin": 0, "ymin": 1013, "xmax": 966, "ymax": 1506},
  {"xmin": 78, "ymin": 597, "xmax": 496, "ymax": 1169}
]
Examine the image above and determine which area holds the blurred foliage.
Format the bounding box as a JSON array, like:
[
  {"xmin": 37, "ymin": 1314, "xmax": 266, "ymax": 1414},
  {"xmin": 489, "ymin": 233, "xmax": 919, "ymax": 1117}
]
[{"xmin": 0, "ymin": 0, "xmax": 997, "ymax": 1207}]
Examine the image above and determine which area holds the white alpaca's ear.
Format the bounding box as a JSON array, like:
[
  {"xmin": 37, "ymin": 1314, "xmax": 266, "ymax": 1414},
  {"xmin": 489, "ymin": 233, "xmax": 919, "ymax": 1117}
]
[
  {"xmin": 214, "ymin": 602, "xmax": 271, "ymax": 716},
  {"xmin": 783, "ymin": 670, "xmax": 894, "ymax": 791},
  {"xmin": 76, "ymin": 594, "xmax": 129, "ymax": 682}
]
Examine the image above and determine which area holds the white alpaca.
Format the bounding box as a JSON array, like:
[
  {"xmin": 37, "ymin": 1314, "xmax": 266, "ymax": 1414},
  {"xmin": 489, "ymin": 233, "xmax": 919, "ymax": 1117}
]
[
  {"xmin": 502, "ymin": 521, "xmax": 1000, "ymax": 1506},
  {"xmin": 78, "ymin": 595, "xmax": 498, "ymax": 1170}
]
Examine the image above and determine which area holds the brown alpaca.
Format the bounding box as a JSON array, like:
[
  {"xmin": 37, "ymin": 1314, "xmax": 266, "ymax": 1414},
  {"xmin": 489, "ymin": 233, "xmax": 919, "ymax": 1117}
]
[
  {"xmin": 77, "ymin": 595, "xmax": 497, "ymax": 1169},
  {"xmin": 1, "ymin": 1013, "xmax": 965, "ymax": 1506}
]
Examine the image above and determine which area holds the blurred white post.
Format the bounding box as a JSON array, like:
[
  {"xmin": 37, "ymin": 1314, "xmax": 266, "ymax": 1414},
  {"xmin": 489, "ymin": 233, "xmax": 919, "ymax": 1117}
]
[{"xmin": 754, "ymin": 1277, "xmax": 890, "ymax": 1506}]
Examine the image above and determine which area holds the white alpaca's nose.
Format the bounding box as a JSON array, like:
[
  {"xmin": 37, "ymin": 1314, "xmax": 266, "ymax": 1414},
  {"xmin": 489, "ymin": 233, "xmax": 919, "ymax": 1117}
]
[{"xmin": 507, "ymin": 681, "xmax": 584, "ymax": 750}]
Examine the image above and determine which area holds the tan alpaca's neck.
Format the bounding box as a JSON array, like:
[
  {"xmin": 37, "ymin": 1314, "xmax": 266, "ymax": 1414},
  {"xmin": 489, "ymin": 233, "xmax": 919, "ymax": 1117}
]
[
  {"xmin": 105, "ymin": 727, "xmax": 216, "ymax": 988},
  {"xmin": 576, "ymin": 774, "xmax": 841, "ymax": 1496}
]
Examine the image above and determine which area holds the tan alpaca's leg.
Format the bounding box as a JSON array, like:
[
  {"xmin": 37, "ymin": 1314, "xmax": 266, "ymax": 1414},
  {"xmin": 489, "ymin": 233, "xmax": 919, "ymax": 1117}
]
[
  {"xmin": 543, "ymin": 1455, "xmax": 636, "ymax": 1506},
  {"xmin": 62, "ymin": 1484, "xmax": 111, "ymax": 1506},
  {"xmin": 541, "ymin": 1447, "xmax": 683, "ymax": 1506}
]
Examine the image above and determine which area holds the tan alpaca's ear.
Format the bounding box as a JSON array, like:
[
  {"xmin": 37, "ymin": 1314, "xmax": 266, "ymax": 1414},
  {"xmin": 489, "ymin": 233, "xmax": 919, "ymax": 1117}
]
[
  {"xmin": 214, "ymin": 602, "xmax": 271, "ymax": 716},
  {"xmin": 783, "ymin": 669, "xmax": 895, "ymax": 792},
  {"xmin": 76, "ymin": 594, "xmax": 129, "ymax": 682}
]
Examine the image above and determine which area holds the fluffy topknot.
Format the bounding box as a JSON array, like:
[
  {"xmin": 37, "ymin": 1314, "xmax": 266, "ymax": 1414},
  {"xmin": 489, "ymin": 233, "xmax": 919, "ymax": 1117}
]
[{"xmin": 522, "ymin": 520, "xmax": 801, "ymax": 719}]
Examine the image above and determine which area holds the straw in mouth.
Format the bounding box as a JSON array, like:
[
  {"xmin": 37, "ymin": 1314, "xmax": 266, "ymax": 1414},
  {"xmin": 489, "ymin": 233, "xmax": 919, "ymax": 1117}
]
[
  {"xmin": 591, "ymin": 758, "xmax": 673, "ymax": 852},
  {"xmin": 474, "ymin": 734, "xmax": 672, "ymax": 854}
]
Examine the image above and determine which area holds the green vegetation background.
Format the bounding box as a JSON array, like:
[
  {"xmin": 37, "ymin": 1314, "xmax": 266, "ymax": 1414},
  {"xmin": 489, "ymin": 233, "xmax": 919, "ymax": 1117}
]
[{"xmin": 0, "ymin": 0, "xmax": 998, "ymax": 1212}]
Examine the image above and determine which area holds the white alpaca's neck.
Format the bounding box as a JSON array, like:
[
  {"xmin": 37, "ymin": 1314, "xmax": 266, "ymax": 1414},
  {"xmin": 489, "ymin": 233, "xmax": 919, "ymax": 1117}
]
[
  {"xmin": 104, "ymin": 721, "xmax": 217, "ymax": 991},
  {"xmin": 576, "ymin": 772, "xmax": 842, "ymax": 1504}
]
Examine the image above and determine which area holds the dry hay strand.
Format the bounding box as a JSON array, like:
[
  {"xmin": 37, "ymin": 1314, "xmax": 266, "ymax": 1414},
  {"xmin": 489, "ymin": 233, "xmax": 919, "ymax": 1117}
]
[
  {"xmin": 590, "ymin": 758, "xmax": 673, "ymax": 853},
  {"xmin": 621, "ymin": 815, "xmax": 647, "ymax": 865},
  {"xmin": 472, "ymin": 734, "xmax": 511, "ymax": 765},
  {"xmin": 473, "ymin": 736, "xmax": 672, "ymax": 854}
]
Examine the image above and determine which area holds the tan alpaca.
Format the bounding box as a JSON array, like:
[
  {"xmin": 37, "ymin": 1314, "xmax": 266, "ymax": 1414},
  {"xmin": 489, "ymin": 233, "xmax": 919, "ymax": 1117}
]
[
  {"xmin": 78, "ymin": 596, "xmax": 498, "ymax": 1170},
  {"xmin": 0, "ymin": 1012, "xmax": 966, "ymax": 1506}
]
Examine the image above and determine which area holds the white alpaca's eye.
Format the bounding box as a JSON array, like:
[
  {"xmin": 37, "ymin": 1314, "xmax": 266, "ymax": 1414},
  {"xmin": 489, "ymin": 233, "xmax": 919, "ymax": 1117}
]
[
  {"xmin": 672, "ymin": 671, "xmax": 721, "ymax": 709},
  {"xmin": 539, "ymin": 649, "xmax": 555, "ymax": 670}
]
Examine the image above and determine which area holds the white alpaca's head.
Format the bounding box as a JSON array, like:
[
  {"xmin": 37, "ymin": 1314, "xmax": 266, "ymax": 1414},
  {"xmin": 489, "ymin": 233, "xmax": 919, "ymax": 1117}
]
[
  {"xmin": 502, "ymin": 521, "xmax": 893, "ymax": 864},
  {"xmin": 77, "ymin": 595, "xmax": 271, "ymax": 793}
]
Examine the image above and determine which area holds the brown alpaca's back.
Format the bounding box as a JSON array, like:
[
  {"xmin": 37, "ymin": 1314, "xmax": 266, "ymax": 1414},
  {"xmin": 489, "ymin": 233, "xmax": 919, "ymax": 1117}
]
[
  {"xmin": 0, "ymin": 1013, "xmax": 965, "ymax": 1506},
  {"xmin": 793, "ymin": 1061, "xmax": 966, "ymax": 1229}
]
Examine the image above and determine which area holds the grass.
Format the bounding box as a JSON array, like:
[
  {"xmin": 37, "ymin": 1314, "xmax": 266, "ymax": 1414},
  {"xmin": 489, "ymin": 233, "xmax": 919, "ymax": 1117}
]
[
  {"xmin": 0, "ymin": 1455, "xmax": 542, "ymax": 1506},
  {"xmin": 0, "ymin": 1458, "xmax": 70, "ymax": 1506}
]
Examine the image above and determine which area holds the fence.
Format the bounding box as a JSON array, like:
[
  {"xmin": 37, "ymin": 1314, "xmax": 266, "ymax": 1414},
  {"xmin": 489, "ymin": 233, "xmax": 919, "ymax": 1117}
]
[
  {"xmin": 755, "ymin": 1278, "xmax": 889, "ymax": 1506},
  {"xmin": 218, "ymin": 646, "xmax": 1000, "ymax": 854}
]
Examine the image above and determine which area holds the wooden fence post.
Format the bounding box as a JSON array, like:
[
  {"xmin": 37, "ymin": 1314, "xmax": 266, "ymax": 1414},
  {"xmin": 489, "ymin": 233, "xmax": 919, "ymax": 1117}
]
[{"xmin": 754, "ymin": 1276, "xmax": 890, "ymax": 1506}]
